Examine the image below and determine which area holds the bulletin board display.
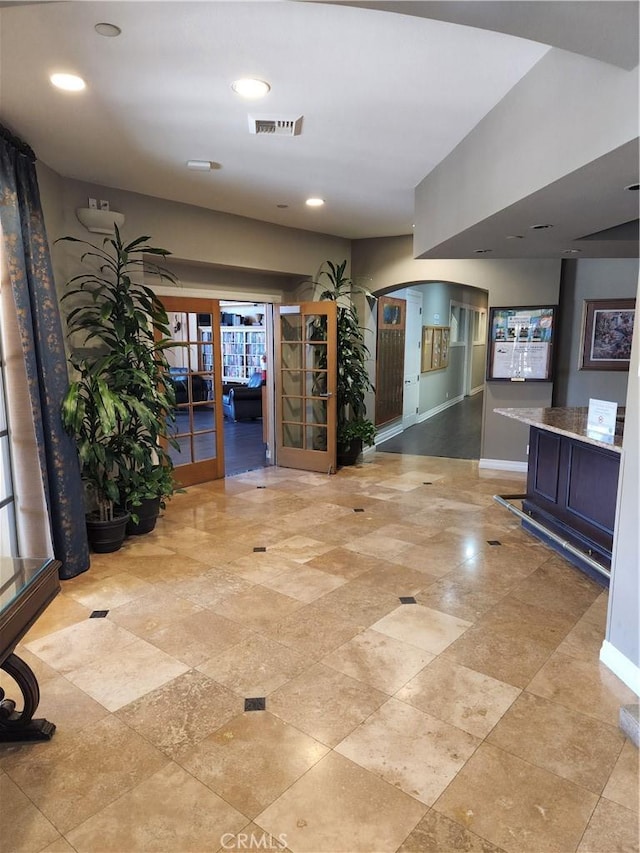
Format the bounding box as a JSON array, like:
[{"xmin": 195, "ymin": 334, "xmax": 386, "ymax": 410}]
[
  {"xmin": 421, "ymin": 326, "xmax": 450, "ymax": 373},
  {"xmin": 487, "ymin": 306, "xmax": 557, "ymax": 382}
]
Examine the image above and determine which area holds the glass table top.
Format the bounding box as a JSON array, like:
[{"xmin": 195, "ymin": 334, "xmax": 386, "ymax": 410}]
[{"xmin": 0, "ymin": 557, "xmax": 56, "ymax": 615}]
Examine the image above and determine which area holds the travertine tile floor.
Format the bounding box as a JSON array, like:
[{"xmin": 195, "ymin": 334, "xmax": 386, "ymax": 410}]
[{"xmin": 2, "ymin": 453, "xmax": 638, "ymax": 853}]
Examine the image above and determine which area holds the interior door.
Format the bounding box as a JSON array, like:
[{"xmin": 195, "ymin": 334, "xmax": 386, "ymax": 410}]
[
  {"xmin": 403, "ymin": 291, "xmax": 423, "ymax": 428},
  {"xmin": 161, "ymin": 296, "xmax": 224, "ymax": 486},
  {"xmin": 275, "ymin": 302, "xmax": 337, "ymax": 473}
]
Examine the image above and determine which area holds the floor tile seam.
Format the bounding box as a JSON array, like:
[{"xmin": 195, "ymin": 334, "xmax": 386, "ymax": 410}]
[
  {"xmin": 23, "ymin": 623, "xmax": 144, "ymax": 676},
  {"xmin": 483, "ymin": 726, "xmax": 623, "ymax": 798},
  {"xmin": 2, "ymin": 762, "xmax": 64, "ymax": 837},
  {"xmin": 424, "ymin": 805, "xmax": 509, "ymax": 853},
  {"xmin": 318, "ymin": 654, "xmax": 397, "ymax": 699},
  {"xmin": 249, "ymin": 749, "xmax": 430, "ymax": 840},
  {"xmin": 366, "ymin": 622, "xmax": 473, "ymax": 659},
  {"xmin": 385, "ymin": 689, "xmax": 494, "ymax": 745},
  {"xmin": 64, "ymin": 754, "xmax": 253, "ymax": 845},
  {"xmin": 392, "ymin": 807, "xmax": 437, "ymax": 853},
  {"xmin": 21, "ymin": 735, "xmax": 171, "ymax": 839},
  {"xmin": 600, "ymin": 790, "xmax": 640, "ymax": 817},
  {"xmin": 476, "ymin": 739, "xmax": 612, "ymax": 803},
  {"xmin": 193, "ymin": 631, "xmax": 311, "ymax": 686},
  {"xmin": 174, "ymin": 711, "xmax": 332, "ymax": 820},
  {"xmin": 573, "ymin": 793, "xmax": 611, "ymax": 853},
  {"xmin": 510, "ymin": 688, "xmax": 628, "ymax": 752}
]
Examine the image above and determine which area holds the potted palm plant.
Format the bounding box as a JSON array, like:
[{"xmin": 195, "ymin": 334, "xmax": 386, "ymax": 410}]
[
  {"xmin": 59, "ymin": 227, "xmax": 180, "ymax": 550},
  {"xmin": 317, "ymin": 260, "xmax": 376, "ymax": 465}
]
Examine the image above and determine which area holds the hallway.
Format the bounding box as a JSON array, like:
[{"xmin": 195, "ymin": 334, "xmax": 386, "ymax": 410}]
[{"xmin": 378, "ymin": 393, "xmax": 483, "ymax": 460}]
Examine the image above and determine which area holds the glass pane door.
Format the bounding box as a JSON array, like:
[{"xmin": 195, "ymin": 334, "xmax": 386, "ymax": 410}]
[
  {"xmin": 275, "ymin": 302, "xmax": 337, "ymax": 473},
  {"xmin": 161, "ymin": 297, "xmax": 224, "ymax": 486}
]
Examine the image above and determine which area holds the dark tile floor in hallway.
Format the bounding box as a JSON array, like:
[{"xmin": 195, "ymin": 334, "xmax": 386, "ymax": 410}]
[{"xmin": 379, "ymin": 393, "xmax": 483, "ymax": 459}]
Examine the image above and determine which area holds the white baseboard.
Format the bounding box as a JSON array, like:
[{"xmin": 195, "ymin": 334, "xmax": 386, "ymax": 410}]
[
  {"xmin": 469, "ymin": 384, "xmax": 484, "ymax": 396},
  {"xmin": 479, "ymin": 458, "xmax": 528, "ymax": 473},
  {"xmin": 600, "ymin": 640, "xmax": 640, "ymax": 697},
  {"xmin": 375, "ymin": 421, "xmax": 404, "ymax": 444},
  {"xmin": 362, "ymin": 443, "xmax": 376, "ymax": 457},
  {"xmin": 417, "ymin": 395, "xmax": 465, "ymax": 424}
]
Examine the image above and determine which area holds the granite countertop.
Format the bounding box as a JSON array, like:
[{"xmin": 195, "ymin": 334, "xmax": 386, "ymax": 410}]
[{"xmin": 494, "ymin": 406, "xmax": 624, "ymax": 453}]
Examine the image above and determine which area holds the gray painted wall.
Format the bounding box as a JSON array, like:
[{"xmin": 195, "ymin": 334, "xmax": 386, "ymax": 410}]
[
  {"xmin": 554, "ymin": 258, "xmax": 638, "ymax": 406},
  {"xmin": 419, "ymin": 345, "xmax": 465, "ymax": 413},
  {"xmin": 471, "ymin": 344, "xmax": 486, "ymax": 390}
]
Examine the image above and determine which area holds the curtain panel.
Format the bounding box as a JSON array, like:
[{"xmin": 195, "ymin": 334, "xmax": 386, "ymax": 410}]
[{"xmin": 0, "ymin": 124, "xmax": 89, "ymax": 579}]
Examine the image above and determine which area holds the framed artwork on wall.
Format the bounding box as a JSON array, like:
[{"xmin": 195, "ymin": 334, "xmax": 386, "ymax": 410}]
[
  {"xmin": 487, "ymin": 305, "xmax": 556, "ymax": 382},
  {"xmin": 580, "ymin": 298, "xmax": 635, "ymax": 371},
  {"xmin": 378, "ymin": 296, "xmax": 406, "ymax": 330}
]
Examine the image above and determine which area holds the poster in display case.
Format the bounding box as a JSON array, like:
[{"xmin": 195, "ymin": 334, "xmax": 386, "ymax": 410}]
[{"xmin": 487, "ymin": 305, "xmax": 556, "ymax": 381}]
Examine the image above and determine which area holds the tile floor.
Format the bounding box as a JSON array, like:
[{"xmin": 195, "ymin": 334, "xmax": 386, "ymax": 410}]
[{"xmin": 1, "ymin": 453, "xmax": 638, "ymax": 853}]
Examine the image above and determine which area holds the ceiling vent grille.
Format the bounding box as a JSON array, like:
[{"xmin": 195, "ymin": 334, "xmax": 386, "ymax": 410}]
[{"xmin": 249, "ymin": 115, "xmax": 303, "ymax": 136}]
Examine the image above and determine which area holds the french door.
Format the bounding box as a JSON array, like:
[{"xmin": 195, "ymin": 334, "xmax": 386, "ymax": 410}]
[
  {"xmin": 161, "ymin": 296, "xmax": 224, "ymax": 486},
  {"xmin": 275, "ymin": 302, "xmax": 337, "ymax": 474}
]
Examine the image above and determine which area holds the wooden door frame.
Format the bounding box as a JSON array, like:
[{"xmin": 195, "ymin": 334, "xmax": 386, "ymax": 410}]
[
  {"xmin": 161, "ymin": 296, "xmax": 225, "ymax": 486},
  {"xmin": 275, "ymin": 301, "xmax": 337, "ymax": 474}
]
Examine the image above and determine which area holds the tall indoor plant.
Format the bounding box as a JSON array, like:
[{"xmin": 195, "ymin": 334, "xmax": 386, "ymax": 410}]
[
  {"xmin": 317, "ymin": 260, "xmax": 376, "ymax": 465},
  {"xmin": 60, "ymin": 226, "xmax": 180, "ymax": 550}
]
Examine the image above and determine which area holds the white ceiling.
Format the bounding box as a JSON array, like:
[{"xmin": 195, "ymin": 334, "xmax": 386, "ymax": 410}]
[{"xmin": 0, "ymin": 1, "xmax": 638, "ymax": 255}]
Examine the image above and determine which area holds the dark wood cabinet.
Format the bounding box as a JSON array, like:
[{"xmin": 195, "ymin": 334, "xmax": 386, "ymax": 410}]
[{"xmin": 523, "ymin": 426, "xmax": 620, "ymax": 580}]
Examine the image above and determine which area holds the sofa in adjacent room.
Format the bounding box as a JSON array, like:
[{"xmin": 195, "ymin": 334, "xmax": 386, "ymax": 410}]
[{"xmin": 222, "ymin": 371, "xmax": 263, "ymax": 421}]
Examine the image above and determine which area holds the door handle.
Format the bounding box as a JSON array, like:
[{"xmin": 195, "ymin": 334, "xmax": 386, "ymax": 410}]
[{"xmin": 319, "ymin": 393, "xmax": 333, "ymax": 398}]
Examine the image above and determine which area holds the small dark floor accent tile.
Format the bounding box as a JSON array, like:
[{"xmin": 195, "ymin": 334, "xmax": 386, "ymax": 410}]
[
  {"xmin": 399, "ymin": 596, "xmax": 417, "ymax": 605},
  {"xmin": 245, "ymin": 697, "xmax": 266, "ymax": 712},
  {"xmin": 256, "ymin": 486, "xmax": 266, "ymax": 490},
  {"xmin": 353, "ymin": 508, "xmax": 365, "ymax": 513},
  {"xmin": 90, "ymin": 610, "xmax": 109, "ymax": 618},
  {"xmin": 487, "ymin": 540, "xmax": 502, "ymax": 546},
  {"xmin": 422, "ymin": 482, "xmax": 433, "ymax": 485},
  {"xmin": 253, "ymin": 546, "xmax": 267, "ymax": 553}
]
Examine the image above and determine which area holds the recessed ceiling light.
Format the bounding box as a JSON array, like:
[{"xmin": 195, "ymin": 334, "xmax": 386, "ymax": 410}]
[
  {"xmin": 473, "ymin": 249, "xmax": 492, "ymax": 254},
  {"xmin": 624, "ymin": 183, "xmax": 639, "ymax": 191},
  {"xmin": 186, "ymin": 160, "xmax": 221, "ymax": 171},
  {"xmin": 530, "ymin": 223, "xmax": 553, "ymax": 230},
  {"xmin": 232, "ymin": 78, "xmax": 270, "ymax": 99},
  {"xmin": 305, "ymin": 198, "xmax": 324, "ymax": 207},
  {"xmin": 94, "ymin": 22, "xmax": 121, "ymax": 37},
  {"xmin": 50, "ymin": 72, "xmax": 86, "ymax": 92},
  {"xmin": 562, "ymin": 248, "xmax": 582, "ymax": 254},
  {"xmin": 506, "ymin": 235, "xmax": 524, "ymax": 240}
]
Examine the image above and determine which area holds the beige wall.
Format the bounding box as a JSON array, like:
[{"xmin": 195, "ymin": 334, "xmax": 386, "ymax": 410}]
[
  {"xmin": 37, "ymin": 165, "xmax": 351, "ymax": 302},
  {"xmin": 352, "ymin": 235, "xmax": 562, "ymax": 464}
]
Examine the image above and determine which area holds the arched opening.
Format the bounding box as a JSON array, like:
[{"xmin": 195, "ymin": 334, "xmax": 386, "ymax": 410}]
[{"xmin": 368, "ymin": 279, "xmax": 488, "ymax": 460}]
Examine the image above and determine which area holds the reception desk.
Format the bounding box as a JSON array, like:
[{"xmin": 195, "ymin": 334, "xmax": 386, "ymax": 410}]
[{"xmin": 494, "ymin": 407, "xmax": 623, "ymax": 585}]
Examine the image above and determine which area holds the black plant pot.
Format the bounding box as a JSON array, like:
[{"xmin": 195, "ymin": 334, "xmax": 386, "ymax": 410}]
[
  {"xmin": 126, "ymin": 497, "xmax": 161, "ymax": 536},
  {"xmin": 337, "ymin": 438, "xmax": 363, "ymax": 467},
  {"xmin": 86, "ymin": 512, "xmax": 130, "ymax": 554}
]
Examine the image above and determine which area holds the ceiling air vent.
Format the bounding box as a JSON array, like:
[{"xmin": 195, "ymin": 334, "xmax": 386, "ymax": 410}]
[{"xmin": 248, "ymin": 115, "xmax": 303, "ymax": 136}]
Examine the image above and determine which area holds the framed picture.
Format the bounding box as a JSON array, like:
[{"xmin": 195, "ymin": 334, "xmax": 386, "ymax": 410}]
[
  {"xmin": 421, "ymin": 326, "xmax": 450, "ymax": 372},
  {"xmin": 580, "ymin": 299, "xmax": 636, "ymax": 371},
  {"xmin": 487, "ymin": 305, "xmax": 556, "ymax": 381},
  {"xmin": 378, "ymin": 296, "xmax": 406, "ymax": 330}
]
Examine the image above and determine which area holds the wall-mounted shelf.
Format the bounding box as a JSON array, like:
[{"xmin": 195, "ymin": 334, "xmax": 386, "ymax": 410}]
[{"xmin": 76, "ymin": 208, "xmax": 125, "ymax": 235}]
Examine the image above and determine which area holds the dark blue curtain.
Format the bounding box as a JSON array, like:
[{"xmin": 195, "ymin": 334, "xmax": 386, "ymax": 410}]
[{"xmin": 0, "ymin": 125, "xmax": 89, "ymax": 579}]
